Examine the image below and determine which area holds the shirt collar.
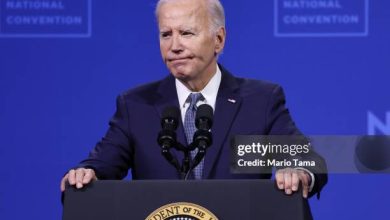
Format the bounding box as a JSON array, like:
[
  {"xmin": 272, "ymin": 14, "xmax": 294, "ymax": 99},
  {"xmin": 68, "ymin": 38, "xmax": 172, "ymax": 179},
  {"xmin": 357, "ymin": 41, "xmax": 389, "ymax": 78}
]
[{"xmin": 175, "ymin": 65, "xmax": 222, "ymax": 109}]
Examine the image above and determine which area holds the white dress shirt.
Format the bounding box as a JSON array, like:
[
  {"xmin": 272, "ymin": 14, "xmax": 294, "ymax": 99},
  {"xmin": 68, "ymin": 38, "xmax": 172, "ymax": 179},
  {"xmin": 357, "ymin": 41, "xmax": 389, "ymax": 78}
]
[{"xmin": 175, "ymin": 65, "xmax": 221, "ymax": 123}]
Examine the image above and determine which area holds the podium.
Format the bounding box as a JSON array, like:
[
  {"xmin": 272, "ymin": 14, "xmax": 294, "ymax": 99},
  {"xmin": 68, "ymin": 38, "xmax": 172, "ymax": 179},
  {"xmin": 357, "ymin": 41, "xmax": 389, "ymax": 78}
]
[{"xmin": 63, "ymin": 180, "xmax": 313, "ymax": 220}]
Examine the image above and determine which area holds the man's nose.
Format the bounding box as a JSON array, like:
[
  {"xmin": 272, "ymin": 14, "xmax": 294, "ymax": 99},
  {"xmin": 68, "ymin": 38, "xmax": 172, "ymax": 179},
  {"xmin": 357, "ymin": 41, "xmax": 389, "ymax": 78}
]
[{"xmin": 170, "ymin": 35, "xmax": 183, "ymax": 54}]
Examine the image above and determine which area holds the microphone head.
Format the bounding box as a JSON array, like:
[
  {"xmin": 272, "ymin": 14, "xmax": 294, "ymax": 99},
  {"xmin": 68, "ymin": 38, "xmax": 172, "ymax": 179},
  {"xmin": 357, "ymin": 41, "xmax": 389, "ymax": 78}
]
[
  {"xmin": 161, "ymin": 106, "xmax": 180, "ymax": 130},
  {"xmin": 195, "ymin": 104, "xmax": 213, "ymax": 129}
]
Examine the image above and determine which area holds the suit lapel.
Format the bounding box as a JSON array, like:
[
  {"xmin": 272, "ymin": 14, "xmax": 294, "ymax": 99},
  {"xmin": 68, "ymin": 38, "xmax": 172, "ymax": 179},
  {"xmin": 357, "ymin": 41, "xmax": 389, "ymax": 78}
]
[
  {"xmin": 154, "ymin": 74, "xmax": 180, "ymax": 118},
  {"xmin": 204, "ymin": 66, "xmax": 242, "ymax": 178},
  {"xmin": 153, "ymin": 75, "xmax": 187, "ymax": 167}
]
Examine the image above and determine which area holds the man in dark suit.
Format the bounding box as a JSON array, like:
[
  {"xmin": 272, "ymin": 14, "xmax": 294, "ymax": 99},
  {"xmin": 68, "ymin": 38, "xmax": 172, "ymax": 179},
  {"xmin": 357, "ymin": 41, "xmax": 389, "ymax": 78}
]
[{"xmin": 61, "ymin": 0, "xmax": 327, "ymax": 198}]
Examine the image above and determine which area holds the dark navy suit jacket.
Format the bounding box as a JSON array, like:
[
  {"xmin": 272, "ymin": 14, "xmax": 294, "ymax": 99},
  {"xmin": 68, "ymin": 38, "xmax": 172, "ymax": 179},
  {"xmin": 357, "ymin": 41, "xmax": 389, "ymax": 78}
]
[{"xmin": 79, "ymin": 65, "xmax": 327, "ymax": 197}]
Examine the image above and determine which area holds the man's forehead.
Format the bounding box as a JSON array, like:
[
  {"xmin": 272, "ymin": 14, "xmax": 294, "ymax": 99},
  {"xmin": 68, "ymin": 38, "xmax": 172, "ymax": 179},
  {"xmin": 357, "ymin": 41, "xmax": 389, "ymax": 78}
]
[
  {"xmin": 158, "ymin": 0, "xmax": 208, "ymax": 21},
  {"xmin": 158, "ymin": 0, "xmax": 208, "ymax": 9},
  {"xmin": 158, "ymin": 3, "xmax": 209, "ymax": 30}
]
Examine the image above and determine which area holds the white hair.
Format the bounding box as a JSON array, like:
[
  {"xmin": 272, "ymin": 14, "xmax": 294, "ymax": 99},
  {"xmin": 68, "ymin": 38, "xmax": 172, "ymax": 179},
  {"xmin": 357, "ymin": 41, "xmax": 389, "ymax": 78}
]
[{"xmin": 155, "ymin": 0, "xmax": 226, "ymax": 33}]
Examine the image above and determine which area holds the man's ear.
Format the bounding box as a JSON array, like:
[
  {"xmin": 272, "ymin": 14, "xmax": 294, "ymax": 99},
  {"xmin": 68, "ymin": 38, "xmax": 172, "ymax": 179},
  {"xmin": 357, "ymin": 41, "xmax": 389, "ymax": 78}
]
[{"xmin": 214, "ymin": 27, "xmax": 226, "ymax": 54}]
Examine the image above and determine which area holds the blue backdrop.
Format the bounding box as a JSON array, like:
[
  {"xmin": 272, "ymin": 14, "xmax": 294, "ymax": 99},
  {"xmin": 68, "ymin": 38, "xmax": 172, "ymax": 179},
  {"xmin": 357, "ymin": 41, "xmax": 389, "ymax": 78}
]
[{"xmin": 0, "ymin": 0, "xmax": 389, "ymax": 219}]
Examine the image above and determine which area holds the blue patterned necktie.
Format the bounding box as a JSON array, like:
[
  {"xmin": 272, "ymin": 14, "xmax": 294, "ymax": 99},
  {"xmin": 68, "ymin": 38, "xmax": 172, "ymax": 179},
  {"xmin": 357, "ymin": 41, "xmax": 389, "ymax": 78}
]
[{"xmin": 184, "ymin": 93, "xmax": 204, "ymax": 179}]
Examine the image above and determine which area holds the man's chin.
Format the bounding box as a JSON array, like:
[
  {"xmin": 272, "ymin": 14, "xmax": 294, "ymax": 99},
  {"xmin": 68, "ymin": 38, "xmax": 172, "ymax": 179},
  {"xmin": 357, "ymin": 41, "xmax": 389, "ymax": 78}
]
[{"xmin": 170, "ymin": 71, "xmax": 192, "ymax": 80}]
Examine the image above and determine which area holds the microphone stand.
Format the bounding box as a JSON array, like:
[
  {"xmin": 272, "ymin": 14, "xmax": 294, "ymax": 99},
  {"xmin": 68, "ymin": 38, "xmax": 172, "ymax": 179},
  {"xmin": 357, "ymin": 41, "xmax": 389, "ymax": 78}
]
[
  {"xmin": 173, "ymin": 142, "xmax": 192, "ymax": 180},
  {"xmin": 184, "ymin": 129, "xmax": 213, "ymax": 180},
  {"xmin": 158, "ymin": 104, "xmax": 213, "ymax": 180},
  {"xmin": 159, "ymin": 135, "xmax": 212, "ymax": 180}
]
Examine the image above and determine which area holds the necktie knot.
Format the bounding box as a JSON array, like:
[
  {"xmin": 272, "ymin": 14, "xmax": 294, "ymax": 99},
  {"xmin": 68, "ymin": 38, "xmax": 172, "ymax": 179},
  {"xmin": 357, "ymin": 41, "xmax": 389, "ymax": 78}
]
[{"xmin": 187, "ymin": 93, "xmax": 203, "ymax": 110}]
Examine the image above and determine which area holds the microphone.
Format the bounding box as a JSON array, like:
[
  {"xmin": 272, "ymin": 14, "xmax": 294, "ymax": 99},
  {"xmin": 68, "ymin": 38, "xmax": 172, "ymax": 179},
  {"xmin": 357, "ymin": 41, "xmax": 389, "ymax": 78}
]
[
  {"xmin": 190, "ymin": 104, "xmax": 213, "ymax": 172},
  {"xmin": 157, "ymin": 106, "xmax": 181, "ymax": 170},
  {"xmin": 161, "ymin": 106, "xmax": 180, "ymax": 131},
  {"xmin": 193, "ymin": 104, "xmax": 213, "ymax": 147},
  {"xmin": 195, "ymin": 104, "xmax": 213, "ymax": 130}
]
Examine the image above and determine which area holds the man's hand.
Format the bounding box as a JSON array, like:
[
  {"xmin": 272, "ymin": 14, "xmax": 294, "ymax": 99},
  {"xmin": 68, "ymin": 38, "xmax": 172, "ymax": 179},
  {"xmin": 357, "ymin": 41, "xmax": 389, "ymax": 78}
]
[
  {"xmin": 275, "ymin": 168, "xmax": 310, "ymax": 198},
  {"xmin": 60, "ymin": 168, "xmax": 97, "ymax": 192}
]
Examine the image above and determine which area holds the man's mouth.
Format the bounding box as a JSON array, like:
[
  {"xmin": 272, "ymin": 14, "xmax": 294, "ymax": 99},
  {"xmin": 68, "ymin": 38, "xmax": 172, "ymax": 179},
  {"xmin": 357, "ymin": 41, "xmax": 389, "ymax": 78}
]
[
  {"xmin": 168, "ymin": 57, "xmax": 192, "ymax": 67},
  {"xmin": 168, "ymin": 57, "xmax": 192, "ymax": 62}
]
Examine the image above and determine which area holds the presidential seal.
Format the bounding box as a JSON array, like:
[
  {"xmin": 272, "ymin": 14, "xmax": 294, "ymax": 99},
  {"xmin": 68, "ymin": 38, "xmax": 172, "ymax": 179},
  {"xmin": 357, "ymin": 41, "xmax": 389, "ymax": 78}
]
[{"xmin": 146, "ymin": 202, "xmax": 218, "ymax": 220}]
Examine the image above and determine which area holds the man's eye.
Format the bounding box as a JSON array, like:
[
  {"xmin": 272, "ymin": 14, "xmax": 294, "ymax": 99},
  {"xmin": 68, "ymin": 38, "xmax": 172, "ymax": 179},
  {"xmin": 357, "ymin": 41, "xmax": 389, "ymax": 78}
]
[
  {"xmin": 182, "ymin": 31, "xmax": 194, "ymax": 36},
  {"xmin": 160, "ymin": 32, "xmax": 171, "ymax": 38}
]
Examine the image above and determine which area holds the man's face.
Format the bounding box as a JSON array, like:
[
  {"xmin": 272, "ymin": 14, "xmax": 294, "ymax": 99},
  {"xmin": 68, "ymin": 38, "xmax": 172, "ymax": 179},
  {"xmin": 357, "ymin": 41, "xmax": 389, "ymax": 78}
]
[{"xmin": 158, "ymin": 0, "xmax": 224, "ymax": 82}]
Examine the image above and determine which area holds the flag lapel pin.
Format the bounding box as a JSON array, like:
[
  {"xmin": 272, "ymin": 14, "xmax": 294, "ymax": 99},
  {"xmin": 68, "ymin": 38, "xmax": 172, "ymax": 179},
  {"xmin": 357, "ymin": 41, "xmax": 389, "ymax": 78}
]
[{"xmin": 227, "ymin": 98, "xmax": 236, "ymax": 104}]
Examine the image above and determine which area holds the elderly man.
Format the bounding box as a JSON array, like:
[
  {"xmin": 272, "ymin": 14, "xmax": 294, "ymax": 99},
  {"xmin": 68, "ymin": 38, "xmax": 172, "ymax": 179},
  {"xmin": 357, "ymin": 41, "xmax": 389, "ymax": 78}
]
[{"xmin": 61, "ymin": 0, "xmax": 327, "ymax": 198}]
